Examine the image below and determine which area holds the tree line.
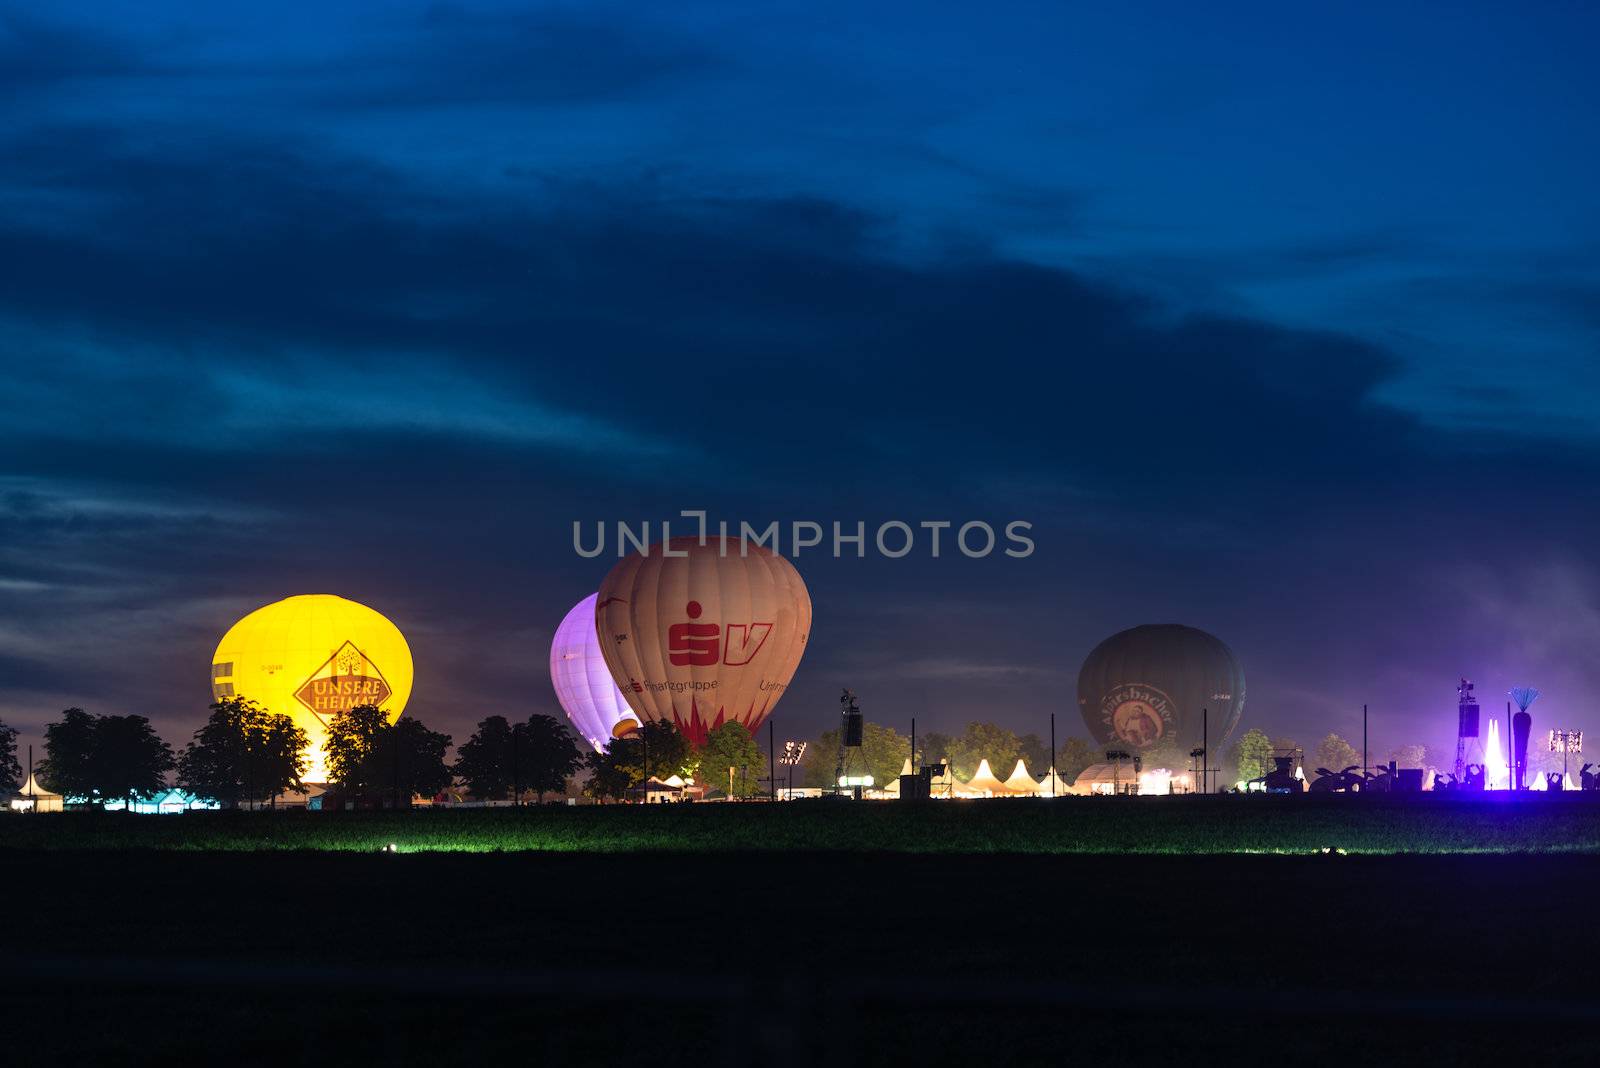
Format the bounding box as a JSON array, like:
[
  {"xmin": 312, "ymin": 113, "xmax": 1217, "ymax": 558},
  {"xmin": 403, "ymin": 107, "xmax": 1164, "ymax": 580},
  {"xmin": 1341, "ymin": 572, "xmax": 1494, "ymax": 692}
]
[
  {"xmin": 0, "ymin": 704, "xmax": 1485, "ymax": 807},
  {"xmin": 785, "ymin": 721, "xmax": 1450, "ymax": 790},
  {"xmin": 788, "ymin": 720, "xmax": 1092, "ymax": 791},
  {"xmin": 3, "ymin": 699, "xmax": 587, "ymax": 809},
  {"xmin": 0, "ymin": 701, "xmax": 779, "ymax": 808}
]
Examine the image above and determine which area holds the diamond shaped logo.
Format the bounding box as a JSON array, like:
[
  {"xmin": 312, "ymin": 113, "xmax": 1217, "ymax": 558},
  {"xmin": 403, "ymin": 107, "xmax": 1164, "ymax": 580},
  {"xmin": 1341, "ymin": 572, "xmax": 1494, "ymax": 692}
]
[{"xmin": 294, "ymin": 641, "xmax": 393, "ymax": 729}]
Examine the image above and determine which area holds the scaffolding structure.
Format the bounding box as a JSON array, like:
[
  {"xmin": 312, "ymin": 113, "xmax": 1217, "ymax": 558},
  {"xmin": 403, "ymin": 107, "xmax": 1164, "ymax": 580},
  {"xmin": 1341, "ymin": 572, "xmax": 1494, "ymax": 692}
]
[{"xmin": 1454, "ymin": 678, "xmax": 1479, "ymax": 784}]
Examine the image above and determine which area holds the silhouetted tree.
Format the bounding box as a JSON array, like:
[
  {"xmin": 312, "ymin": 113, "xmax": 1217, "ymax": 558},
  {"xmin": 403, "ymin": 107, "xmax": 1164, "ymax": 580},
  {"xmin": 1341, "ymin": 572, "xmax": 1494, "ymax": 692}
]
[
  {"xmin": 40, "ymin": 708, "xmax": 97, "ymax": 800},
  {"xmin": 636, "ymin": 720, "xmax": 691, "ymax": 782},
  {"xmin": 456, "ymin": 714, "xmax": 587, "ymax": 802},
  {"xmin": 0, "ymin": 718, "xmax": 19, "ymax": 796},
  {"xmin": 178, "ymin": 696, "xmax": 309, "ymax": 808},
  {"xmin": 324, "ymin": 705, "xmax": 450, "ymax": 805},
  {"xmin": 582, "ymin": 720, "xmax": 692, "ymax": 801},
  {"xmin": 946, "ymin": 721, "xmax": 1021, "ymax": 781},
  {"xmin": 584, "ymin": 744, "xmax": 635, "ymax": 802},
  {"xmin": 920, "ymin": 732, "xmax": 953, "ymax": 764},
  {"xmin": 1017, "ymin": 733, "xmax": 1052, "ymax": 773},
  {"xmin": 519, "ymin": 714, "xmax": 583, "ymax": 802},
  {"xmin": 698, "ymin": 722, "xmax": 764, "ymax": 798},
  {"xmin": 40, "ymin": 708, "xmax": 173, "ymax": 806},
  {"xmin": 324, "ymin": 704, "xmax": 390, "ymax": 795},
  {"xmin": 377, "ymin": 717, "xmax": 453, "ymax": 803},
  {"xmin": 455, "ymin": 715, "xmax": 518, "ymax": 800},
  {"xmin": 94, "ymin": 715, "xmax": 176, "ymax": 808}
]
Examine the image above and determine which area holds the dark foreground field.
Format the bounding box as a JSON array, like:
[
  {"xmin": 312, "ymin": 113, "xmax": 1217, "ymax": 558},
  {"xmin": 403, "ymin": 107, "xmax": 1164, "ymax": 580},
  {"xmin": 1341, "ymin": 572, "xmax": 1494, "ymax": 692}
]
[
  {"xmin": 5, "ymin": 801, "xmax": 1600, "ymax": 1065},
  {"xmin": 7, "ymin": 792, "xmax": 1600, "ymax": 854}
]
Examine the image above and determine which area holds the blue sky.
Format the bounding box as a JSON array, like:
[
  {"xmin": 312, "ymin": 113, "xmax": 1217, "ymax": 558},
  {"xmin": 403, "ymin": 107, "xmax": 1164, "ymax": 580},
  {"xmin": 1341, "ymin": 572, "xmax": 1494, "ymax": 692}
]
[{"xmin": 2, "ymin": 1, "xmax": 1598, "ymax": 766}]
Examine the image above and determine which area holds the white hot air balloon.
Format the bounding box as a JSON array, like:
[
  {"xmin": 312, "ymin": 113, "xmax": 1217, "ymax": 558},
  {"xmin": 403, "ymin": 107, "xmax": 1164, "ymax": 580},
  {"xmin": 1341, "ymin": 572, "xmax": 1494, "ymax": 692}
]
[
  {"xmin": 550, "ymin": 593, "xmax": 640, "ymax": 752},
  {"xmin": 595, "ymin": 536, "xmax": 811, "ymax": 746}
]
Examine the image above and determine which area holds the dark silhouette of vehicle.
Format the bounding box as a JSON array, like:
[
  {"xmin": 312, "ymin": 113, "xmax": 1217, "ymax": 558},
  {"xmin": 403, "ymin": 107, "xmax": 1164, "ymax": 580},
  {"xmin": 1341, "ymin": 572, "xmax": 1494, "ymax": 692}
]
[{"xmin": 1309, "ymin": 765, "xmax": 1364, "ymax": 792}]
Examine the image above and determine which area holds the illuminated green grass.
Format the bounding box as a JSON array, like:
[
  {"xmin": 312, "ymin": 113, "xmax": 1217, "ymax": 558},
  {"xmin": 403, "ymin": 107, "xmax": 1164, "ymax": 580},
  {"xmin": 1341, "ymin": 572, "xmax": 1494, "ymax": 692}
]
[{"xmin": 5, "ymin": 795, "xmax": 1600, "ymax": 854}]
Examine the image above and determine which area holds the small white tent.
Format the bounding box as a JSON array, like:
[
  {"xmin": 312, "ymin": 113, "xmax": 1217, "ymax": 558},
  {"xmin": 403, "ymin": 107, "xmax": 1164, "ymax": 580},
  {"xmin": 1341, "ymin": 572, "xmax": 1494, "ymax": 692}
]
[
  {"xmin": 10, "ymin": 773, "xmax": 63, "ymax": 813},
  {"xmin": 880, "ymin": 758, "xmax": 914, "ymax": 796},
  {"xmin": 1000, "ymin": 759, "xmax": 1043, "ymax": 796},
  {"xmin": 960, "ymin": 759, "xmax": 1007, "ymax": 797},
  {"xmin": 1070, "ymin": 762, "xmax": 1140, "ymax": 795},
  {"xmin": 1035, "ymin": 766, "xmax": 1074, "ymax": 797}
]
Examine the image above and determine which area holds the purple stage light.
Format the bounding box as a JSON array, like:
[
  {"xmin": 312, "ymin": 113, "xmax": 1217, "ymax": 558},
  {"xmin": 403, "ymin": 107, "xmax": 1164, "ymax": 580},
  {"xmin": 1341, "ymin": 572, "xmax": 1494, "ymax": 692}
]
[
  {"xmin": 1485, "ymin": 718, "xmax": 1509, "ymax": 790},
  {"xmin": 550, "ymin": 593, "xmax": 639, "ymax": 752}
]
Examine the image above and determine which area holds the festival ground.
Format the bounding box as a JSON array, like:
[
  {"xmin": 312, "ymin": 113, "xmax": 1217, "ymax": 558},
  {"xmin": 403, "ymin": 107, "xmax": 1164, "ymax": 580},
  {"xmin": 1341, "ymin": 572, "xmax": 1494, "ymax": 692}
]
[{"xmin": 5, "ymin": 811, "xmax": 1600, "ymax": 1063}]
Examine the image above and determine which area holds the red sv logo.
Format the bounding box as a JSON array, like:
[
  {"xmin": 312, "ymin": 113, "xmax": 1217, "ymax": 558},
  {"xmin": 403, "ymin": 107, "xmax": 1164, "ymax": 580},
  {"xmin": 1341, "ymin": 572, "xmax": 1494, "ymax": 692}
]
[{"xmin": 668, "ymin": 601, "xmax": 773, "ymax": 667}]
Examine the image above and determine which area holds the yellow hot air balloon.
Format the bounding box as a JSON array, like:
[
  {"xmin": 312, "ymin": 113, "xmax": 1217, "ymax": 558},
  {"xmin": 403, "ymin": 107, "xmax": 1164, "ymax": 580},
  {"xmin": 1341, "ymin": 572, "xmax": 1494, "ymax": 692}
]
[
  {"xmin": 211, "ymin": 594, "xmax": 414, "ymax": 782},
  {"xmin": 596, "ymin": 537, "xmax": 811, "ymax": 746}
]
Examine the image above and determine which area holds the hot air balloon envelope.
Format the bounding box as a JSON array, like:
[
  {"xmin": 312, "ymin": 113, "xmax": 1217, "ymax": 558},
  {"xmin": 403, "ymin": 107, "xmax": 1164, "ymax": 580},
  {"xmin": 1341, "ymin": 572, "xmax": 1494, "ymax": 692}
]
[
  {"xmin": 1077, "ymin": 624, "xmax": 1245, "ymax": 761},
  {"xmin": 595, "ymin": 537, "xmax": 811, "ymax": 746},
  {"xmin": 550, "ymin": 593, "xmax": 640, "ymax": 751},
  {"xmin": 212, "ymin": 594, "xmax": 414, "ymax": 782}
]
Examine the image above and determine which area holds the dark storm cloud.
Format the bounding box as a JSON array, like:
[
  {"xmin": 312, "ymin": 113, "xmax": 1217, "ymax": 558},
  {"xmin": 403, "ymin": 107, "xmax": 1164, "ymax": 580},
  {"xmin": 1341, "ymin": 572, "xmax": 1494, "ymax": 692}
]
[
  {"xmin": 0, "ymin": 112, "xmax": 1590, "ymax": 553},
  {"xmin": 0, "ymin": 119, "xmax": 1439, "ymax": 511}
]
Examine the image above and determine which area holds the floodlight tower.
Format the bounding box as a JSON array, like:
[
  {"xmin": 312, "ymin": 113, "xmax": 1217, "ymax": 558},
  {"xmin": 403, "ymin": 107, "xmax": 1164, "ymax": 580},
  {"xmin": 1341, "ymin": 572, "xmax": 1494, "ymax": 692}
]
[
  {"xmin": 1454, "ymin": 679, "xmax": 1480, "ymax": 783},
  {"xmin": 834, "ymin": 689, "xmax": 864, "ymax": 796},
  {"xmin": 1549, "ymin": 728, "xmax": 1580, "ymax": 787},
  {"xmin": 779, "ymin": 740, "xmax": 807, "ymax": 796}
]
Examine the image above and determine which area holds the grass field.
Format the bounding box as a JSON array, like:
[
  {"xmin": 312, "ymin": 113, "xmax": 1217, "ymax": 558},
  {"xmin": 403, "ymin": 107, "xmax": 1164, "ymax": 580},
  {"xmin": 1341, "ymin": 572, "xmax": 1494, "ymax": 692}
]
[
  {"xmin": 5, "ymin": 847, "xmax": 1600, "ymax": 1064},
  {"xmin": 9, "ymin": 800, "xmax": 1600, "ymax": 1063},
  {"xmin": 5, "ymin": 793, "xmax": 1600, "ymax": 854}
]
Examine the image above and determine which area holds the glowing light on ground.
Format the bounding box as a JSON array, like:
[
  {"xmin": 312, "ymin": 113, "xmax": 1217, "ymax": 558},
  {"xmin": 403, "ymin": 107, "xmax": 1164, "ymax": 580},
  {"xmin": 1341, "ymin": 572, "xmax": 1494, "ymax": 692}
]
[
  {"xmin": 1138, "ymin": 768, "xmax": 1172, "ymax": 794},
  {"xmin": 1485, "ymin": 718, "xmax": 1509, "ymax": 790}
]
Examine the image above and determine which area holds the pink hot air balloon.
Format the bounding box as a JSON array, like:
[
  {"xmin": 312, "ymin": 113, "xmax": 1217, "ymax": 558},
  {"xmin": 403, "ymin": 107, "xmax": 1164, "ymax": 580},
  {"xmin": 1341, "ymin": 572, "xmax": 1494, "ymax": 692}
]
[
  {"xmin": 550, "ymin": 593, "xmax": 640, "ymax": 751},
  {"xmin": 596, "ymin": 536, "xmax": 811, "ymax": 746}
]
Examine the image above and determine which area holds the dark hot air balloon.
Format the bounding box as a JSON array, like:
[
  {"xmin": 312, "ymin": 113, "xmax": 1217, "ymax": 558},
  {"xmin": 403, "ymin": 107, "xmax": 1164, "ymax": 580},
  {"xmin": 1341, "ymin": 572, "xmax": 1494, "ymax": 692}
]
[{"xmin": 1077, "ymin": 624, "xmax": 1245, "ymax": 760}]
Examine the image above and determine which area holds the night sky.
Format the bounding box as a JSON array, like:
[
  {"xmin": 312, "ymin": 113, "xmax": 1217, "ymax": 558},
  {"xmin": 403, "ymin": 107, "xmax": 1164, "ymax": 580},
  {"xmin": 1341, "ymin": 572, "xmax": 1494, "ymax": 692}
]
[{"xmin": 3, "ymin": 2, "xmax": 1599, "ymax": 766}]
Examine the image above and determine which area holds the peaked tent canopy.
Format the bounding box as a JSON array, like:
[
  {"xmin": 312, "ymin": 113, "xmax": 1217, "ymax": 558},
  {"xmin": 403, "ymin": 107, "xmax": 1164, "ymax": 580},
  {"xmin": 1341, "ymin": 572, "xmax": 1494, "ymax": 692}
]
[
  {"xmin": 10, "ymin": 773, "xmax": 63, "ymax": 813},
  {"xmin": 961, "ymin": 759, "xmax": 1007, "ymax": 797},
  {"xmin": 1036, "ymin": 766, "xmax": 1074, "ymax": 797},
  {"xmin": 881, "ymin": 758, "xmax": 915, "ymax": 796},
  {"xmin": 1001, "ymin": 759, "xmax": 1043, "ymax": 795}
]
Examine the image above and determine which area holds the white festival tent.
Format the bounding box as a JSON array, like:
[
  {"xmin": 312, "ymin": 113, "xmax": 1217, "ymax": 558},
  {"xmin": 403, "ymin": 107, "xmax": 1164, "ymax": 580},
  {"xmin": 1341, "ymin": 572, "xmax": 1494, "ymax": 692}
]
[
  {"xmin": 1000, "ymin": 759, "xmax": 1044, "ymax": 796},
  {"xmin": 880, "ymin": 758, "xmax": 915, "ymax": 796},
  {"xmin": 960, "ymin": 759, "xmax": 1008, "ymax": 797},
  {"xmin": 10, "ymin": 773, "xmax": 63, "ymax": 813},
  {"xmin": 1035, "ymin": 766, "xmax": 1075, "ymax": 797}
]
